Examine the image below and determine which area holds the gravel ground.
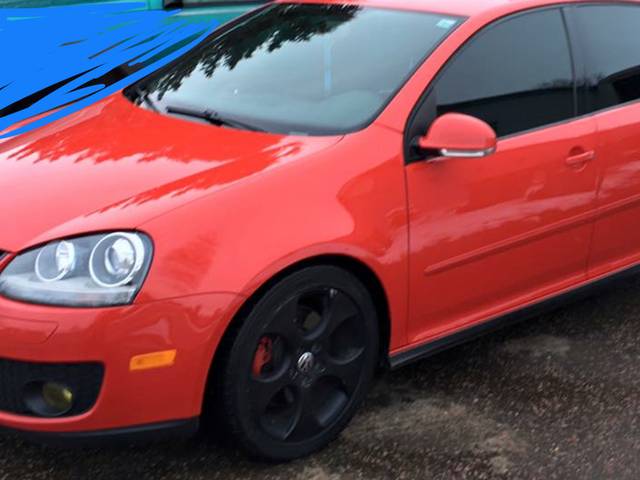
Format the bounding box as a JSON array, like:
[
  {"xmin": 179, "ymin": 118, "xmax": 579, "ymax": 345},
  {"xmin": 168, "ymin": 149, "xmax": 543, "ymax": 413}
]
[{"xmin": 2, "ymin": 276, "xmax": 640, "ymax": 479}]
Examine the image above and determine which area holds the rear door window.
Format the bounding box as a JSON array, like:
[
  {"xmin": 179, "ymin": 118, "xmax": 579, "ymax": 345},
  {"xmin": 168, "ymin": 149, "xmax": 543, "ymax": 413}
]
[{"xmin": 572, "ymin": 4, "xmax": 640, "ymax": 112}]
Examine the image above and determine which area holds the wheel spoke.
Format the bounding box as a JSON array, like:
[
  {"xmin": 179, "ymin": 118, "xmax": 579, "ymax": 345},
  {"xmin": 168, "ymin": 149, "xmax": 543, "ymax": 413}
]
[
  {"xmin": 250, "ymin": 370, "xmax": 293, "ymax": 415},
  {"xmin": 288, "ymin": 388, "xmax": 321, "ymax": 440},
  {"xmin": 316, "ymin": 388, "xmax": 348, "ymax": 428},
  {"xmin": 267, "ymin": 295, "xmax": 303, "ymax": 346},
  {"xmin": 321, "ymin": 289, "xmax": 359, "ymax": 339},
  {"xmin": 323, "ymin": 348, "xmax": 365, "ymax": 394}
]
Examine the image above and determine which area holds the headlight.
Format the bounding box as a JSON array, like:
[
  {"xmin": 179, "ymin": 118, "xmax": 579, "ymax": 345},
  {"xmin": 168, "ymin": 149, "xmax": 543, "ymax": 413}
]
[{"xmin": 0, "ymin": 232, "xmax": 153, "ymax": 307}]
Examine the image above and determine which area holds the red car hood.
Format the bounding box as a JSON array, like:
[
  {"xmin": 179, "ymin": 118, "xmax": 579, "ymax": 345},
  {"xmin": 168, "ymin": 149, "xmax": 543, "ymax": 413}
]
[{"xmin": 0, "ymin": 94, "xmax": 341, "ymax": 252}]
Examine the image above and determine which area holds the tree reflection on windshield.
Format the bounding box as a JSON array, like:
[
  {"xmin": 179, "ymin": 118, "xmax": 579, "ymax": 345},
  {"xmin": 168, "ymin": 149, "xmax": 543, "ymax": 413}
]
[
  {"xmin": 143, "ymin": 5, "xmax": 361, "ymax": 100},
  {"xmin": 131, "ymin": 4, "xmax": 460, "ymax": 135}
]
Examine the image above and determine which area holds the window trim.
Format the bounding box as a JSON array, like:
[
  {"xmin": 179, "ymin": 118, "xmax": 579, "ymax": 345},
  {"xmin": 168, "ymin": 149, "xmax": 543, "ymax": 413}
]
[{"xmin": 404, "ymin": 4, "xmax": 582, "ymax": 164}]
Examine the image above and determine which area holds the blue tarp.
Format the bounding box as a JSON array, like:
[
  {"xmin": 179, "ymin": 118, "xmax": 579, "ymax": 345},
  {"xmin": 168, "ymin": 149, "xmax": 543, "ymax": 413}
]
[{"xmin": 0, "ymin": 2, "xmax": 229, "ymax": 137}]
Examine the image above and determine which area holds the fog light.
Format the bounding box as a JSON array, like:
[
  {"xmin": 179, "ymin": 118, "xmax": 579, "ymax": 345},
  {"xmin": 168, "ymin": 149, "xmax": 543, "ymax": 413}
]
[
  {"xmin": 24, "ymin": 381, "xmax": 75, "ymax": 417},
  {"xmin": 43, "ymin": 382, "xmax": 74, "ymax": 413}
]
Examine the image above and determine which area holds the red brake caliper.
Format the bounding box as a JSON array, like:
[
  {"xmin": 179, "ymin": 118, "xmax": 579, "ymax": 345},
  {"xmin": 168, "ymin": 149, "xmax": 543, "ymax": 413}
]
[{"xmin": 252, "ymin": 337, "xmax": 273, "ymax": 377}]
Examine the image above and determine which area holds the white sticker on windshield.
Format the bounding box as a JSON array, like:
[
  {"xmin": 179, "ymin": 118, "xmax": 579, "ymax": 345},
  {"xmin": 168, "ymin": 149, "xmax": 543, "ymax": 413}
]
[{"xmin": 436, "ymin": 19, "xmax": 457, "ymax": 29}]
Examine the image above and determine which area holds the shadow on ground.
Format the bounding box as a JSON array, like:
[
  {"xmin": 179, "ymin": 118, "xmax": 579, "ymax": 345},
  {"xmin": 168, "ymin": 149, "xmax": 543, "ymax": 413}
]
[{"xmin": 2, "ymin": 276, "xmax": 640, "ymax": 479}]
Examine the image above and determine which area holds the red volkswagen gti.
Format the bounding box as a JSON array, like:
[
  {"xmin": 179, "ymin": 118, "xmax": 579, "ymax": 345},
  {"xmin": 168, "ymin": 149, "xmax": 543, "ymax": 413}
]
[{"xmin": 2, "ymin": 0, "xmax": 640, "ymax": 461}]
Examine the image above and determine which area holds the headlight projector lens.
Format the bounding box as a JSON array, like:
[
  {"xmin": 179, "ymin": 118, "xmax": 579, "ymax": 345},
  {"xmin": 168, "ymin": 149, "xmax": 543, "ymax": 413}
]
[
  {"xmin": 89, "ymin": 233, "xmax": 146, "ymax": 287},
  {"xmin": 34, "ymin": 240, "xmax": 76, "ymax": 282}
]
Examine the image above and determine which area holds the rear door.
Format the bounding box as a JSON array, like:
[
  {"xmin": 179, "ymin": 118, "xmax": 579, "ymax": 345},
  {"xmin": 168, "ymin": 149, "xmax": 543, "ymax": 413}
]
[
  {"xmin": 570, "ymin": 4, "xmax": 640, "ymax": 278},
  {"xmin": 404, "ymin": 8, "xmax": 599, "ymax": 343}
]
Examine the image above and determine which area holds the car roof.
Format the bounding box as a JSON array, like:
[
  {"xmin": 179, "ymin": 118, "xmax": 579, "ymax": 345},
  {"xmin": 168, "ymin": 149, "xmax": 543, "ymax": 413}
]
[
  {"xmin": 280, "ymin": 0, "xmax": 501, "ymax": 17},
  {"xmin": 283, "ymin": 0, "xmax": 639, "ymax": 18}
]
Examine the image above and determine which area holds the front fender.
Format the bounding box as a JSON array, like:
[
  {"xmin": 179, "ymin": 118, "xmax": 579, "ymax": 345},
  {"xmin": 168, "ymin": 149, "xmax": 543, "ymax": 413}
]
[{"xmin": 139, "ymin": 125, "xmax": 410, "ymax": 350}]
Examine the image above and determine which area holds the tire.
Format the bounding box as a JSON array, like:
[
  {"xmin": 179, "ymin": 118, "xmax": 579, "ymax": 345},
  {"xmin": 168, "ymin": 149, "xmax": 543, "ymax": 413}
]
[{"xmin": 216, "ymin": 265, "xmax": 379, "ymax": 461}]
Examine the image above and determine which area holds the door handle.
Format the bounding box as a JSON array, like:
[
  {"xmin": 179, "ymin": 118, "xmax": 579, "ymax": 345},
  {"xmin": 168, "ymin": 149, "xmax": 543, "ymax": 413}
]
[{"xmin": 566, "ymin": 150, "xmax": 595, "ymax": 168}]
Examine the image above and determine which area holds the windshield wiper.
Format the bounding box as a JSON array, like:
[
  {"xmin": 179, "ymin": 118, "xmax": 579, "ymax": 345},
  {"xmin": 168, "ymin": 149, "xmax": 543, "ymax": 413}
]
[
  {"xmin": 166, "ymin": 105, "xmax": 264, "ymax": 132},
  {"xmin": 134, "ymin": 86, "xmax": 159, "ymax": 113}
]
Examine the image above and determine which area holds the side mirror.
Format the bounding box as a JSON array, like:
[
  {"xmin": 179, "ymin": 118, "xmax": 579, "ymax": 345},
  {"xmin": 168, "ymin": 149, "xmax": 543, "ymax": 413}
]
[{"xmin": 418, "ymin": 113, "xmax": 497, "ymax": 159}]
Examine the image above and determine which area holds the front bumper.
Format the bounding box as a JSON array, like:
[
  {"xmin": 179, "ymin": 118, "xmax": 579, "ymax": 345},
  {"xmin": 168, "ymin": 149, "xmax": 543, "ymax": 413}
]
[{"xmin": 0, "ymin": 292, "xmax": 244, "ymax": 438}]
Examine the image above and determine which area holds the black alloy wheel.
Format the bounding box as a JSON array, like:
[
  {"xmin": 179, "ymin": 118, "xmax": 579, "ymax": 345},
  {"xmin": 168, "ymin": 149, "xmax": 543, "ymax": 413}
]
[{"xmin": 217, "ymin": 266, "xmax": 379, "ymax": 461}]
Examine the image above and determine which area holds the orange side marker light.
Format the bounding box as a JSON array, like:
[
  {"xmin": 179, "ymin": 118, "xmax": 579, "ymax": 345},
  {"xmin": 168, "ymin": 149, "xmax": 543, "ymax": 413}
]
[{"xmin": 130, "ymin": 350, "xmax": 177, "ymax": 371}]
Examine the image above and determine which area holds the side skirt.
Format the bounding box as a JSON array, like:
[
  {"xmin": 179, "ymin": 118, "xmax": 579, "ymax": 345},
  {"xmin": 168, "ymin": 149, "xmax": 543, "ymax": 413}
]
[{"xmin": 389, "ymin": 263, "xmax": 640, "ymax": 370}]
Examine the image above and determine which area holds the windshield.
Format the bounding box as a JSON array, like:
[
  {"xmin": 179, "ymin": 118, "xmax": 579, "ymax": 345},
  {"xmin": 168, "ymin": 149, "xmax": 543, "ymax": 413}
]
[{"xmin": 129, "ymin": 4, "xmax": 463, "ymax": 135}]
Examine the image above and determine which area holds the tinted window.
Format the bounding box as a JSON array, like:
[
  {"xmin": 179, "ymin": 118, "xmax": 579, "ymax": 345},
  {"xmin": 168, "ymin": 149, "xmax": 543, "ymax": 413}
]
[
  {"xmin": 133, "ymin": 4, "xmax": 463, "ymax": 135},
  {"xmin": 428, "ymin": 9, "xmax": 575, "ymax": 138},
  {"xmin": 574, "ymin": 5, "xmax": 640, "ymax": 112}
]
